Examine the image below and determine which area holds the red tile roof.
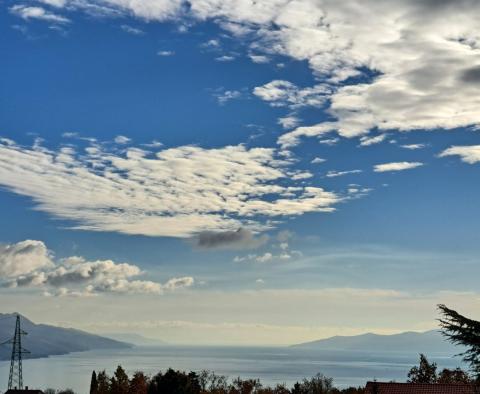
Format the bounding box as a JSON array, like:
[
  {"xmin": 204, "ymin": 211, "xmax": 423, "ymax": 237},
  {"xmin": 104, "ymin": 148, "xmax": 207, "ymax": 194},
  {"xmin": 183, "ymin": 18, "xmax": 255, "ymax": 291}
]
[{"xmin": 366, "ymin": 382, "xmax": 476, "ymax": 394}]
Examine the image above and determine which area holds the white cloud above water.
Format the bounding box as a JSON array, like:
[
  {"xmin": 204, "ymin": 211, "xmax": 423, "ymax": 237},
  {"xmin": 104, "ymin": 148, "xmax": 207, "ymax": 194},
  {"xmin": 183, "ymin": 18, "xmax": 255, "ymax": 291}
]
[
  {"xmin": 0, "ymin": 240, "xmax": 193, "ymax": 296},
  {"xmin": 0, "ymin": 139, "xmax": 341, "ymax": 238}
]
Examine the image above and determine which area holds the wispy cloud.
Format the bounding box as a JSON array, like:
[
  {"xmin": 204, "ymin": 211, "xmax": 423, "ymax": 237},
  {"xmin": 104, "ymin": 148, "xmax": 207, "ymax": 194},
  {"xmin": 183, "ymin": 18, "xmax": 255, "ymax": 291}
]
[
  {"xmin": 157, "ymin": 50, "xmax": 175, "ymax": 56},
  {"xmin": 326, "ymin": 169, "xmax": 362, "ymax": 178},
  {"xmin": 0, "ymin": 138, "xmax": 340, "ymax": 237},
  {"xmin": 121, "ymin": 24, "xmax": 145, "ymax": 35},
  {"xmin": 213, "ymin": 89, "xmax": 242, "ymax": 105},
  {"xmin": 359, "ymin": 134, "xmax": 387, "ymax": 147},
  {"xmin": 10, "ymin": 5, "xmax": 70, "ymax": 23}
]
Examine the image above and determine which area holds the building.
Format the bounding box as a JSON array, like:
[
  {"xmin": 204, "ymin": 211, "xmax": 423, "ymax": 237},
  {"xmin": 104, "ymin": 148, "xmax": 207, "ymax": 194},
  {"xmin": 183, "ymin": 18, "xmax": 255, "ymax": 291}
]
[
  {"xmin": 366, "ymin": 382, "xmax": 476, "ymax": 394},
  {"xmin": 5, "ymin": 388, "xmax": 44, "ymax": 394}
]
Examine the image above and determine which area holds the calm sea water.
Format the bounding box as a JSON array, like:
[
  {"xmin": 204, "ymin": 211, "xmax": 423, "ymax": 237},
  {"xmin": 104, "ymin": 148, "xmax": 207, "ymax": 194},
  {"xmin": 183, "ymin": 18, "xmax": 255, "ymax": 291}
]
[{"xmin": 0, "ymin": 346, "xmax": 463, "ymax": 394}]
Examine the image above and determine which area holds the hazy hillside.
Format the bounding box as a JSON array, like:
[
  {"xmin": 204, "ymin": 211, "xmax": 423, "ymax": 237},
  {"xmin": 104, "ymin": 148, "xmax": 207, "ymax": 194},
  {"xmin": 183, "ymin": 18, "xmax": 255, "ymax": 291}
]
[
  {"xmin": 291, "ymin": 330, "xmax": 463, "ymax": 354},
  {"xmin": 0, "ymin": 313, "xmax": 131, "ymax": 360}
]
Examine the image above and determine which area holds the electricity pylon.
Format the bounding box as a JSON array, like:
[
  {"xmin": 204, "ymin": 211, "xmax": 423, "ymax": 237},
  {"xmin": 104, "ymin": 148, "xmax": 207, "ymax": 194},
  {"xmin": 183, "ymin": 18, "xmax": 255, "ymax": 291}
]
[{"xmin": 2, "ymin": 314, "xmax": 30, "ymax": 390}]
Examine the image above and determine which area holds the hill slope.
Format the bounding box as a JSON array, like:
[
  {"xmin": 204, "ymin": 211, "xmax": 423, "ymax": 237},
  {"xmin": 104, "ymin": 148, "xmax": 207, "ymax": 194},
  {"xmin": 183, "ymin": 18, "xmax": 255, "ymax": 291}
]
[
  {"xmin": 0, "ymin": 313, "xmax": 131, "ymax": 360},
  {"xmin": 291, "ymin": 330, "xmax": 463, "ymax": 354}
]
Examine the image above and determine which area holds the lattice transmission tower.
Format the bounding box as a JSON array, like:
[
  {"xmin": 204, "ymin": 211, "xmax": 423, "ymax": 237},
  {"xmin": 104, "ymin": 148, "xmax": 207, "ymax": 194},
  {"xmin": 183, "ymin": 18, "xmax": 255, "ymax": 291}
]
[{"xmin": 2, "ymin": 314, "xmax": 30, "ymax": 390}]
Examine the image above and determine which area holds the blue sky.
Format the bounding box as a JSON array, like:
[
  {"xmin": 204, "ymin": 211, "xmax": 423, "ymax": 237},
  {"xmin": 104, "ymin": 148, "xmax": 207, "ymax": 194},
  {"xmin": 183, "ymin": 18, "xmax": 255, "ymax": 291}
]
[{"xmin": 0, "ymin": 0, "xmax": 480, "ymax": 345}]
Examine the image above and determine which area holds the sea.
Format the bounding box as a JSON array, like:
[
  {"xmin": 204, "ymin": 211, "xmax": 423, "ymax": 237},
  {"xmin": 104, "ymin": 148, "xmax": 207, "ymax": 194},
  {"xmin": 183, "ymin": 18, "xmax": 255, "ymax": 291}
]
[{"xmin": 0, "ymin": 346, "xmax": 464, "ymax": 394}]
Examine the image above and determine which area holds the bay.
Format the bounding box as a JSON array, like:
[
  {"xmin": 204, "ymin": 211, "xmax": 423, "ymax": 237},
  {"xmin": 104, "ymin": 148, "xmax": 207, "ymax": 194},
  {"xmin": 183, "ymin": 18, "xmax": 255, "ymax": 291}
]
[{"xmin": 0, "ymin": 346, "xmax": 464, "ymax": 394}]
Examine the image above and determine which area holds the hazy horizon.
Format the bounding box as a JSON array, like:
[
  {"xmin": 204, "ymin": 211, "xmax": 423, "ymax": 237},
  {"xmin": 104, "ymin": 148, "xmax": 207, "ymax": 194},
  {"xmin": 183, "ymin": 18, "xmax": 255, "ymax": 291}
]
[{"xmin": 1, "ymin": 0, "xmax": 480, "ymax": 347}]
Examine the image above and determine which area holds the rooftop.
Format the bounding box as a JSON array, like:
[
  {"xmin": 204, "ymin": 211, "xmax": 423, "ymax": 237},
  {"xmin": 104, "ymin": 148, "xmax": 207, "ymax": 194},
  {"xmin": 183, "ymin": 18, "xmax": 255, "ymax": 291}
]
[{"xmin": 366, "ymin": 382, "xmax": 476, "ymax": 394}]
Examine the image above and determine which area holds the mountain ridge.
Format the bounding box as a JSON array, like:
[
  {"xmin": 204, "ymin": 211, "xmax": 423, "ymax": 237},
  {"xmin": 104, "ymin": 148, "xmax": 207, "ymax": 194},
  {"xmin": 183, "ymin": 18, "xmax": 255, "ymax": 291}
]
[
  {"xmin": 0, "ymin": 313, "xmax": 132, "ymax": 360},
  {"xmin": 291, "ymin": 329, "xmax": 463, "ymax": 354}
]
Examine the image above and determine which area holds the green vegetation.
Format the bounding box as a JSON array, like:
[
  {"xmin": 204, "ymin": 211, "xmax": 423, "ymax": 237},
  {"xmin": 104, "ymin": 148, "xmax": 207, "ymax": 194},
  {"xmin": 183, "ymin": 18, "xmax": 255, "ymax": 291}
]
[
  {"xmin": 86, "ymin": 366, "xmax": 365, "ymax": 394},
  {"xmin": 407, "ymin": 354, "xmax": 472, "ymax": 384}
]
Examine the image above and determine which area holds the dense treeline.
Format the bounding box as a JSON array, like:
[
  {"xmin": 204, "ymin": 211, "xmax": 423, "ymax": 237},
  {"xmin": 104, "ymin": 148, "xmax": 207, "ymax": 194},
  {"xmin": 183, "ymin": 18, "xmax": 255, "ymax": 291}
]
[{"xmin": 86, "ymin": 367, "xmax": 365, "ymax": 394}]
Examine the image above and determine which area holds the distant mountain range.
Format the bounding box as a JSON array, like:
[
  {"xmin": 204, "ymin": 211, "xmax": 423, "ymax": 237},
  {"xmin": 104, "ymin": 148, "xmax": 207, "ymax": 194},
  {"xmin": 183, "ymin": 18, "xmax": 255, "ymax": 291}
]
[
  {"xmin": 292, "ymin": 330, "xmax": 464, "ymax": 354},
  {"xmin": 0, "ymin": 313, "xmax": 131, "ymax": 360},
  {"xmin": 103, "ymin": 333, "xmax": 168, "ymax": 347}
]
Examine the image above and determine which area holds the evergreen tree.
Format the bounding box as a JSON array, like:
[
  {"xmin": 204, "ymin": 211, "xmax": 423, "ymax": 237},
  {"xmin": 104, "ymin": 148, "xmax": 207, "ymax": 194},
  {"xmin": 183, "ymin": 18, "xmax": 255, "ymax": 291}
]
[
  {"xmin": 97, "ymin": 370, "xmax": 111, "ymax": 394},
  {"xmin": 129, "ymin": 371, "xmax": 149, "ymax": 394},
  {"xmin": 111, "ymin": 365, "xmax": 130, "ymax": 394},
  {"xmin": 90, "ymin": 371, "xmax": 99, "ymax": 394},
  {"xmin": 439, "ymin": 304, "xmax": 480, "ymax": 377},
  {"xmin": 407, "ymin": 354, "xmax": 437, "ymax": 383}
]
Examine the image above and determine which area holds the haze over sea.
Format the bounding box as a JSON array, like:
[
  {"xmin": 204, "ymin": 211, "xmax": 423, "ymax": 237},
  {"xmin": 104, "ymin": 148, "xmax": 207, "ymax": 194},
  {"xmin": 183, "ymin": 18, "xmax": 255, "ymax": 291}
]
[{"xmin": 0, "ymin": 347, "xmax": 463, "ymax": 394}]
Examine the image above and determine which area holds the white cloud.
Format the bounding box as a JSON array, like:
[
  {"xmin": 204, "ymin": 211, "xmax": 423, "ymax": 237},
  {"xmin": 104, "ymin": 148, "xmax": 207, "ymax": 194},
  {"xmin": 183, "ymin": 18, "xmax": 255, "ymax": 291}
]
[
  {"xmin": 30, "ymin": 1, "xmax": 480, "ymax": 146},
  {"xmin": 0, "ymin": 139, "xmax": 340, "ymax": 238},
  {"xmin": 0, "ymin": 240, "xmax": 53, "ymax": 278},
  {"xmin": 163, "ymin": 276, "xmax": 195, "ymax": 291},
  {"xmin": 249, "ymin": 54, "xmax": 270, "ymax": 64},
  {"xmin": 439, "ymin": 145, "xmax": 480, "ymax": 164},
  {"xmin": 326, "ymin": 169, "xmax": 362, "ymax": 178},
  {"xmin": 401, "ymin": 144, "xmax": 426, "ymax": 150},
  {"xmin": 215, "ymin": 55, "xmax": 235, "ymax": 62},
  {"xmin": 214, "ymin": 89, "xmax": 242, "ymax": 105},
  {"xmin": 202, "ymin": 39, "xmax": 220, "ymax": 48},
  {"xmin": 157, "ymin": 50, "xmax": 175, "ymax": 56},
  {"xmin": 359, "ymin": 134, "xmax": 387, "ymax": 147},
  {"xmin": 319, "ymin": 138, "xmax": 339, "ymax": 146},
  {"xmin": 256, "ymin": 252, "xmax": 273, "ymax": 263},
  {"xmin": 253, "ymin": 80, "xmax": 330, "ymax": 109},
  {"xmin": 2, "ymin": 241, "xmax": 194, "ymax": 296},
  {"xmin": 311, "ymin": 157, "xmax": 326, "ymax": 164},
  {"xmin": 10, "ymin": 5, "xmax": 70, "ymax": 23},
  {"xmin": 374, "ymin": 161, "xmax": 424, "ymax": 173},
  {"xmin": 278, "ymin": 116, "xmax": 300, "ymax": 129},
  {"xmin": 278, "ymin": 123, "xmax": 336, "ymax": 149},
  {"xmin": 114, "ymin": 135, "xmax": 131, "ymax": 144},
  {"xmin": 121, "ymin": 24, "xmax": 145, "ymax": 35},
  {"xmin": 36, "ymin": 0, "xmax": 67, "ymax": 7}
]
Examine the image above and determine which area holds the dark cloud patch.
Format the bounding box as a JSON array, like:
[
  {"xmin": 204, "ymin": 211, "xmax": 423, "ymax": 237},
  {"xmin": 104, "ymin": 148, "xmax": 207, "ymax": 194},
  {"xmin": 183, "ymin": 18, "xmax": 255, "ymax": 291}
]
[
  {"xmin": 195, "ymin": 228, "xmax": 268, "ymax": 250},
  {"xmin": 461, "ymin": 66, "xmax": 480, "ymax": 83}
]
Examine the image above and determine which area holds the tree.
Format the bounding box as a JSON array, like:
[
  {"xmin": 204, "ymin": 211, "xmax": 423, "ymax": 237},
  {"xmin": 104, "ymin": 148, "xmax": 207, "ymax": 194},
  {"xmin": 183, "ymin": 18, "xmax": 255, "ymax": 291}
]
[
  {"xmin": 198, "ymin": 370, "xmax": 228, "ymax": 394},
  {"xmin": 438, "ymin": 368, "xmax": 472, "ymax": 384},
  {"xmin": 148, "ymin": 369, "xmax": 201, "ymax": 394},
  {"xmin": 130, "ymin": 371, "xmax": 149, "ymax": 394},
  {"xmin": 97, "ymin": 370, "xmax": 111, "ymax": 394},
  {"xmin": 438, "ymin": 304, "xmax": 480, "ymax": 377},
  {"xmin": 111, "ymin": 365, "xmax": 130, "ymax": 394},
  {"xmin": 230, "ymin": 377, "xmax": 262, "ymax": 394},
  {"xmin": 291, "ymin": 373, "xmax": 334, "ymax": 394},
  {"xmin": 407, "ymin": 354, "xmax": 437, "ymax": 383},
  {"xmin": 90, "ymin": 371, "xmax": 99, "ymax": 394}
]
